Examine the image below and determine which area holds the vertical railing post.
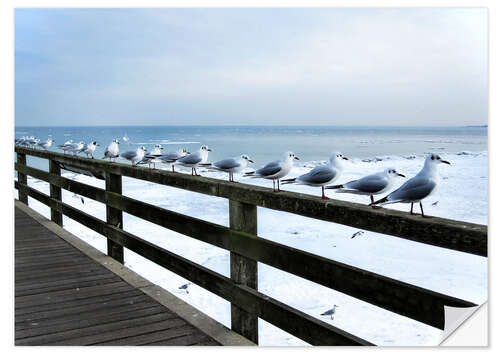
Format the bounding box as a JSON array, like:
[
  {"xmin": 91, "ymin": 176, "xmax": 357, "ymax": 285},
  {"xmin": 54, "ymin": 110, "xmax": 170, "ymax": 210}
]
[
  {"xmin": 105, "ymin": 172, "xmax": 124, "ymax": 264},
  {"xmin": 229, "ymin": 200, "xmax": 258, "ymax": 344},
  {"xmin": 49, "ymin": 159, "xmax": 63, "ymax": 226},
  {"xmin": 17, "ymin": 153, "xmax": 28, "ymax": 204}
]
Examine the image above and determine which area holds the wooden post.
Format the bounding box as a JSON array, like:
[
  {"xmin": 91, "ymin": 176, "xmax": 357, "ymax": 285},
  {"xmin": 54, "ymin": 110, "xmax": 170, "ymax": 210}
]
[
  {"xmin": 106, "ymin": 172, "xmax": 124, "ymax": 263},
  {"xmin": 17, "ymin": 153, "xmax": 28, "ymax": 204},
  {"xmin": 49, "ymin": 160, "xmax": 63, "ymax": 226},
  {"xmin": 229, "ymin": 200, "xmax": 258, "ymax": 344}
]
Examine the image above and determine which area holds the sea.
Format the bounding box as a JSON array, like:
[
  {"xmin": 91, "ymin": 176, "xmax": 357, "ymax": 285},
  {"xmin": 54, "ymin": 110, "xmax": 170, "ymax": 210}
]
[{"xmin": 14, "ymin": 125, "xmax": 488, "ymax": 346}]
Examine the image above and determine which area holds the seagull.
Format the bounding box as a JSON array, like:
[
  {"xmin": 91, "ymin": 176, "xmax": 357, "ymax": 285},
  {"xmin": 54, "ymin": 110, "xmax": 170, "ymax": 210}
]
[
  {"xmin": 160, "ymin": 149, "xmax": 190, "ymax": 172},
  {"xmin": 176, "ymin": 145, "xmax": 212, "ymax": 176},
  {"xmin": 103, "ymin": 139, "xmax": 120, "ymax": 161},
  {"xmin": 178, "ymin": 282, "xmax": 192, "ymax": 294},
  {"xmin": 137, "ymin": 144, "xmax": 164, "ymax": 168},
  {"xmin": 81, "ymin": 141, "xmax": 99, "ymax": 158},
  {"xmin": 326, "ymin": 167, "xmax": 405, "ymax": 204},
  {"xmin": 120, "ymin": 146, "xmax": 147, "ymax": 166},
  {"xmin": 351, "ymin": 231, "xmax": 365, "ymax": 239},
  {"xmin": 370, "ymin": 154, "xmax": 451, "ymax": 217},
  {"xmin": 37, "ymin": 138, "xmax": 54, "ymax": 150},
  {"xmin": 212, "ymin": 155, "xmax": 254, "ymax": 182},
  {"xmin": 244, "ymin": 152, "xmax": 300, "ymax": 192},
  {"xmin": 321, "ymin": 305, "xmax": 339, "ymax": 320},
  {"xmin": 123, "ymin": 133, "xmax": 130, "ymax": 144},
  {"xmin": 281, "ymin": 152, "xmax": 348, "ymax": 199},
  {"xmin": 58, "ymin": 141, "xmax": 73, "ymax": 154},
  {"xmin": 66, "ymin": 141, "xmax": 85, "ymax": 155}
]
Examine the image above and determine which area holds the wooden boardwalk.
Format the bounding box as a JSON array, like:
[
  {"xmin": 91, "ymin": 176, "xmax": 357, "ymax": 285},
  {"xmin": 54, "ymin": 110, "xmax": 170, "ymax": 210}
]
[{"xmin": 15, "ymin": 207, "xmax": 220, "ymax": 346}]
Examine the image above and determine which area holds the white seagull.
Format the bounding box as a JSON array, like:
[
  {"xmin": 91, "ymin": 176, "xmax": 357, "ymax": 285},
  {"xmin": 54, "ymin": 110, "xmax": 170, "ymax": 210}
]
[
  {"xmin": 370, "ymin": 154, "xmax": 451, "ymax": 217},
  {"xmin": 282, "ymin": 152, "xmax": 348, "ymax": 199},
  {"xmin": 66, "ymin": 141, "xmax": 85, "ymax": 155},
  {"xmin": 121, "ymin": 146, "xmax": 147, "ymax": 166},
  {"xmin": 176, "ymin": 145, "xmax": 212, "ymax": 176},
  {"xmin": 137, "ymin": 144, "xmax": 164, "ymax": 168},
  {"xmin": 103, "ymin": 139, "xmax": 120, "ymax": 161},
  {"xmin": 212, "ymin": 155, "xmax": 254, "ymax": 182},
  {"xmin": 320, "ymin": 305, "xmax": 339, "ymax": 320},
  {"xmin": 81, "ymin": 141, "xmax": 99, "ymax": 158},
  {"xmin": 159, "ymin": 149, "xmax": 190, "ymax": 172},
  {"xmin": 37, "ymin": 138, "xmax": 53, "ymax": 150},
  {"xmin": 326, "ymin": 167, "xmax": 405, "ymax": 204},
  {"xmin": 244, "ymin": 152, "xmax": 300, "ymax": 192}
]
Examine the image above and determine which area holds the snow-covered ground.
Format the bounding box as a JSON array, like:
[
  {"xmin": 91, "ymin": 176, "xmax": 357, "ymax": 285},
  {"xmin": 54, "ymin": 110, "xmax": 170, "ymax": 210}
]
[{"xmin": 19, "ymin": 151, "xmax": 488, "ymax": 346}]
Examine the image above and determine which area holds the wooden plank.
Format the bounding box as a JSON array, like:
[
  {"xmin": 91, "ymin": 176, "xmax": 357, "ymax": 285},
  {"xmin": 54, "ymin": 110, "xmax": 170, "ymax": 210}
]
[
  {"xmin": 49, "ymin": 159, "xmax": 63, "ymax": 226},
  {"xmin": 16, "ymin": 153, "xmax": 28, "ymax": 204},
  {"xmin": 16, "ymin": 312, "xmax": 176, "ymax": 345},
  {"xmin": 15, "ymin": 155, "xmax": 487, "ymax": 256},
  {"xmin": 95, "ymin": 323, "xmax": 197, "ymax": 345},
  {"xmin": 16, "ymin": 305, "xmax": 169, "ymax": 340},
  {"xmin": 16, "ymin": 277, "xmax": 121, "ymax": 297},
  {"xmin": 229, "ymin": 200, "xmax": 258, "ymax": 344},
  {"xmin": 145, "ymin": 332, "xmax": 215, "ymax": 346},
  {"xmin": 105, "ymin": 172, "xmax": 124, "ymax": 263}
]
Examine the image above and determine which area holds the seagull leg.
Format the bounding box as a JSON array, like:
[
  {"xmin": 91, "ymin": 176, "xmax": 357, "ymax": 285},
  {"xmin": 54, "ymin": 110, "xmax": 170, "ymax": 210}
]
[
  {"xmin": 321, "ymin": 186, "xmax": 329, "ymax": 199},
  {"xmin": 277, "ymin": 180, "xmax": 281, "ymax": 192},
  {"xmin": 370, "ymin": 195, "xmax": 374, "ymax": 204},
  {"xmin": 272, "ymin": 180, "xmax": 276, "ymax": 191},
  {"xmin": 410, "ymin": 203, "xmax": 414, "ymax": 215},
  {"xmin": 420, "ymin": 202, "xmax": 431, "ymax": 218}
]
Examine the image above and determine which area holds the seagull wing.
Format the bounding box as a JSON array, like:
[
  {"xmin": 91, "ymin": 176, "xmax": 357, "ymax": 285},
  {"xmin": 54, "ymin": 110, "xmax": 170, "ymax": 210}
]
[
  {"xmin": 213, "ymin": 158, "xmax": 240, "ymax": 170},
  {"xmin": 120, "ymin": 151, "xmax": 137, "ymax": 160},
  {"xmin": 178, "ymin": 152, "xmax": 202, "ymax": 165},
  {"xmin": 387, "ymin": 175, "xmax": 436, "ymax": 202},
  {"xmin": 255, "ymin": 160, "xmax": 282, "ymax": 177},
  {"xmin": 298, "ymin": 165, "xmax": 336, "ymax": 185},
  {"xmin": 344, "ymin": 174, "xmax": 388, "ymax": 193}
]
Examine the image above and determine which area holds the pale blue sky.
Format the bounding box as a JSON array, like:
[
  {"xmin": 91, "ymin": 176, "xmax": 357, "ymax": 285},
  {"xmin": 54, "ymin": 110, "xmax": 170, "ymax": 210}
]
[{"xmin": 15, "ymin": 8, "xmax": 488, "ymax": 126}]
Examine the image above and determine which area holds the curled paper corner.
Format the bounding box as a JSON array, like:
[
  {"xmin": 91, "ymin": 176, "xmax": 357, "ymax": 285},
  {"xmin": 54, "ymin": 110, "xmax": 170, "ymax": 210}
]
[{"xmin": 440, "ymin": 303, "xmax": 488, "ymax": 346}]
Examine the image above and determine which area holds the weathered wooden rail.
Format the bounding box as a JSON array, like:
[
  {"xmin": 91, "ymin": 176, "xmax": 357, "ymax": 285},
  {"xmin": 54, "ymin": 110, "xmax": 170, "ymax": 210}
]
[{"xmin": 14, "ymin": 146, "xmax": 487, "ymax": 346}]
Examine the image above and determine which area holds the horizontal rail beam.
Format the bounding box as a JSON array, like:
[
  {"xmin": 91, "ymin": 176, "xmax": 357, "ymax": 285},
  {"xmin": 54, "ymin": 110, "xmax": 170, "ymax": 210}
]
[
  {"xmin": 14, "ymin": 164, "xmax": 477, "ymax": 329},
  {"xmin": 15, "ymin": 146, "xmax": 488, "ymax": 257},
  {"xmin": 14, "ymin": 183, "xmax": 371, "ymax": 346}
]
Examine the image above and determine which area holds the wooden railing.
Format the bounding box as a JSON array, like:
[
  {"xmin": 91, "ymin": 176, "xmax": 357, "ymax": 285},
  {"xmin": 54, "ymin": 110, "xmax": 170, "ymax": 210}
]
[{"xmin": 14, "ymin": 146, "xmax": 487, "ymax": 346}]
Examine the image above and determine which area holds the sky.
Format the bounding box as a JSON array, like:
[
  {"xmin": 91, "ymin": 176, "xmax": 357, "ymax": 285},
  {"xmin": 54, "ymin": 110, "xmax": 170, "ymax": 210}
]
[{"xmin": 14, "ymin": 8, "xmax": 488, "ymax": 126}]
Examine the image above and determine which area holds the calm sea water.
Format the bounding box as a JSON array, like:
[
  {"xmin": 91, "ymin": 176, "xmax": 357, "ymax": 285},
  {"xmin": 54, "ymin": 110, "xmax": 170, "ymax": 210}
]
[{"xmin": 15, "ymin": 126, "xmax": 488, "ymax": 170}]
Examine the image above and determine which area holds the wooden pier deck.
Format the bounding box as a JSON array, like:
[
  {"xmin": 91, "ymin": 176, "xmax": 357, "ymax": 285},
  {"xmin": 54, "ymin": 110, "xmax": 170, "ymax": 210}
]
[{"xmin": 15, "ymin": 205, "xmax": 225, "ymax": 346}]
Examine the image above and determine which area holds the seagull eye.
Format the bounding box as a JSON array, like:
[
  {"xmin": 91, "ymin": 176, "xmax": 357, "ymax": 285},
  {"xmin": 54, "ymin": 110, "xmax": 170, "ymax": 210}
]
[{"xmin": 431, "ymin": 155, "xmax": 435, "ymax": 160}]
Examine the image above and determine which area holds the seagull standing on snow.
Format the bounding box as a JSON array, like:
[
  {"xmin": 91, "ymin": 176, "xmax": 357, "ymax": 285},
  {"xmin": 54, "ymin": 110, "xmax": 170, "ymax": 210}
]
[
  {"xmin": 121, "ymin": 146, "xmax": 147, "ymax": 166},
  {"xmin": 370, "ymin": 154, "xmax": 451, "ymax": 217},
  {"xmin": 282, "ymin": 152, "xmax": 348, "ymax": 199},
  {"xmin": 37, "ymin": 138, "xmax": 53, "ymax": 150},
  {"xmin": 176, "ymin": 145, "xmax": 212, "ymax": 176},
  {"xmin": 244, "ymin": 152, "xmax": 299, "ymax": 192},
  {"xmin": 321, "ymin": 305, "xmax": 339, "ymax": 320},
  {"xmin": 327, "ymin": 167, "xmax": 405, "ymax": 204},
  {"xmin": 160, "ymin": 149, "xmax": 190, "ymax": 172},
  {"xmin": 103, "ymin": 139, "xmax": 120, "ymax": 161}
]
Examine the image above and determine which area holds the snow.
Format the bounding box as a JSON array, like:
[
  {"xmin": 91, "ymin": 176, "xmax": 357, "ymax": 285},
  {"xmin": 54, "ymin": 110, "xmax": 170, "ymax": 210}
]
[{"xmin": 19, "ymin": 151, "xmax": 488, "ymax": 346}]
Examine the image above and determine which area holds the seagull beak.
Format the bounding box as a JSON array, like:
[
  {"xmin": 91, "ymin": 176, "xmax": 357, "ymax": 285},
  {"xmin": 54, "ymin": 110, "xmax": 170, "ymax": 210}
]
[
  {"xmin": 343, "ymin": 156, "xmax": 349, "ymax": 160},
  {"xmin": 398, "ymin": 173, "xmax": 406, "ymax": 177},
  {"xmin": 294, "ymin": 156, "xmax": 300, "ymax": 160},
  {"xmin": 248, "ymin": 159, "xmax": 254, "ymax": 163},
  {"xmin": 441, "ymin": 160, "xmax": 451, "ymax": 165},
  {"xmin": 207, "ymin": 148, "xmax": 212, "ymax": 151}
]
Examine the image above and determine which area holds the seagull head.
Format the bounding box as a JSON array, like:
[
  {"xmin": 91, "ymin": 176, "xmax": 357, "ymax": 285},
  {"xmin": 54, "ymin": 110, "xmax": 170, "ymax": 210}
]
[
  {"xmin": 200, "ymin": 145, "xmax": 212, "ymax": 152},
  {"xmin": 330, "ymin": 152, "xmax": 349, "ymax": 166},
  {"xmin": 113, "ymin": 139, "xmax": 120, "ymax": 144},
  {"xmin": 139, "ymin": 146, "xmax": 147, "ymax": 152},
  {"xmin": 426, "ymin": 153, "xmax": 451, "ymax": 166},
  {"xmin": 284, "ymin": 151, "xmax": 300, "ymax": 161},
  {"xmin": 93, "ymin": 141, "xmax": 99, "ymax": 146},
  {"xmin": 385, "ymin": 167, "xmax": 405, "ymax": 178},
  {"xmin": 241, "ymin": 154, "xmax": 254, "ymax": 163}
]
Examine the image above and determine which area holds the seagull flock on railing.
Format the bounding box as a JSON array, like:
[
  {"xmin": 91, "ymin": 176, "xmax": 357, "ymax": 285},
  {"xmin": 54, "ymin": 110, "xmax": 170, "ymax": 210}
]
[{"xmin": 16, "ymin": 136, "xmax": 450, "ymax": 217}]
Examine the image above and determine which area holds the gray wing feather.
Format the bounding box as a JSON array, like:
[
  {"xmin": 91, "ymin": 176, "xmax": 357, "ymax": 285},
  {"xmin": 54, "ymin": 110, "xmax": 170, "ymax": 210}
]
[
  {"xmin": 388, "ymin": 176, "xmax": 436, "ymax": 201},
  {"xmin": 345, "ymin": 174, "xmax": 388, "ymax": 193},
  {"xmin": 298, "ymin": 166, "xmax": 336, "ymax": 184},
  {"xmin": 120, "ymin": 151, "xmax": 136, "ymax": 160},
  {"xmin": 178, "ymin": 152, "xmax": 201, "ymax": 165},
  {"xmin": 213, "ymin": 158, "xmax": 240, "ymax": 170},
  {"xmin": 255, "ymin": 160, "xmax": 281, "ymax": 176}
]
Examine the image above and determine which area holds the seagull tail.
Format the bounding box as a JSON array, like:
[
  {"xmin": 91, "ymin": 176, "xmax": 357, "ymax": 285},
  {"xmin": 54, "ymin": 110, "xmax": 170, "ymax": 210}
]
[
  {"xmin": 370, "ymin": 196, "xmax": 390, "ymax": 206},
  {"xmin": 325, "ymin": 184, "xmax": 343, "ymax": 190},
  {"xmin": 243, "ymin": 171, "xmax": 256, "ymax": 177},
  {"xmin": 281, "ymin": 178, "xmax": 296, "ymax": 185}
]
